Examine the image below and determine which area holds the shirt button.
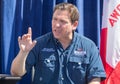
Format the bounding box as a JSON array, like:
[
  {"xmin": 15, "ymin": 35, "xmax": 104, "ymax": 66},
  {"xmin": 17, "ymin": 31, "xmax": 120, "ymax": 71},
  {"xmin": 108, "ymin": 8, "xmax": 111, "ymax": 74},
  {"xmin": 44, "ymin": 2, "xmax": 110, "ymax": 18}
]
[
  {"xmin": 62, "ymin": 65, "xmax": 64, "ymax": 67},
  {"xmin": 73, "ymin": 66, "xmax": 75, "ymax": 69},
  {"xmin": 78, "ymin": 62, "xmax": 81, "ymax": 65},
  {"xmin": 39, "ymin": 77, "xmax": 43, "ymax": 81},
  {"xmin": 61, "ymin": 77, "xmax": 64, "ymax": 80}
]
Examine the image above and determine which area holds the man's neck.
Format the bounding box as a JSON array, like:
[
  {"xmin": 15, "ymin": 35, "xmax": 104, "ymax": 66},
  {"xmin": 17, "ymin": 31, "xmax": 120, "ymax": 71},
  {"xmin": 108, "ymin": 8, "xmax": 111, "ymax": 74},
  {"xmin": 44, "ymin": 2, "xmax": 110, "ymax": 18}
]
[{"xmin": 59, "ymin": 35, "xmax": 73, "ymax": 49}]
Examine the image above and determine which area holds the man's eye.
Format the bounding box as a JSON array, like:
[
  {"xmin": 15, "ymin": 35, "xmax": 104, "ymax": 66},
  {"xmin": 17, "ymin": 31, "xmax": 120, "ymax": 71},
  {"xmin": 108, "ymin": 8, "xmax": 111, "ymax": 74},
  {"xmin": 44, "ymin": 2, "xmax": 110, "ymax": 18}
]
[
  {"xmin": 60, "ymin": 20, "xmax": 67, "ymax": 24},
  {"xmin": 53, "ymin": 18, "xmax": 57, "ymax": 21}
]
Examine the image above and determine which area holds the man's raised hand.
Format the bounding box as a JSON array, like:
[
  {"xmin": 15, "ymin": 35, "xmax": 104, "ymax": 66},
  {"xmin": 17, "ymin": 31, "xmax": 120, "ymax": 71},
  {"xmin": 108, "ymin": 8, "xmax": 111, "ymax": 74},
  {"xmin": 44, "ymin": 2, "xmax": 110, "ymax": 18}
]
[{"xmin": 18, "ymin": 27, "xmax": 37, "ymax": 52}]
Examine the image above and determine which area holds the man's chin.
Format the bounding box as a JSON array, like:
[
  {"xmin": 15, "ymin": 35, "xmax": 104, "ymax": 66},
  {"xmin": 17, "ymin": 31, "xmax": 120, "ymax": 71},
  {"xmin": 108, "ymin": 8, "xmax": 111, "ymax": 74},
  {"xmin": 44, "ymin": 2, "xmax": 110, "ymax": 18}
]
[
  {"xmin": 53, "ymin": 33, "xmax": 59, "ymax": 38},
  {"xmin": 54, "ymin": 36, "xmax": 59, "ymax": 39},
  {"xmin": 53, "ymin": 35, "xmax": 61, "ymax": 40}
]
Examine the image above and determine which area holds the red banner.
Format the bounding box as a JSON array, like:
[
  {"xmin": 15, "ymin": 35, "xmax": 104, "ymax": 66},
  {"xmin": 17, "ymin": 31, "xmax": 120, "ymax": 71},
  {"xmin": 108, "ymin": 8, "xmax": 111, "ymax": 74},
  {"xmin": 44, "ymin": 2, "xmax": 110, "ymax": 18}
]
[{"xmin": 100, "ymin": 0, "xmax": 120, "ymax": 84}]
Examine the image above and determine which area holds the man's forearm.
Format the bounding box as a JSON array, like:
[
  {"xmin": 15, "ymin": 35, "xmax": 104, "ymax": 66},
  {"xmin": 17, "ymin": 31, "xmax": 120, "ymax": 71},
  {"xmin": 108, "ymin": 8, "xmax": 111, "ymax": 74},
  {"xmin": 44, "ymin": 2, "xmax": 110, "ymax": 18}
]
[
  {"xmin": 88, "ymin": 78, "xmax": 101, "ymax": 84},
  {"xmin": 11, "ymin": 51, "xmax": 28, "ymax": 76}
]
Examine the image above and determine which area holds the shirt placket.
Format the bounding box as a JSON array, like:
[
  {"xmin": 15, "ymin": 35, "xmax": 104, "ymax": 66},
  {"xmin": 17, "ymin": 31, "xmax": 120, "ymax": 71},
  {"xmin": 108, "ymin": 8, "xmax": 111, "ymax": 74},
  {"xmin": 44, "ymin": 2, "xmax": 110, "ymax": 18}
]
[{"xmin": 57, "ymin": 47, "xmax": 65, "ymax": 84}]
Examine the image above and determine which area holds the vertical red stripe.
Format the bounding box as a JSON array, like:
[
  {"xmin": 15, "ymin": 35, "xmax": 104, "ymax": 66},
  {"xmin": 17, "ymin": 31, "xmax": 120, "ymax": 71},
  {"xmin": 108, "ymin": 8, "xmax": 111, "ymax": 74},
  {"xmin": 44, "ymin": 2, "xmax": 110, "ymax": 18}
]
[
  {"xmin": 100, "ymin": 28, "xmax": 113, "ymax": 84},
  {"xmin": 100, "ymin": 28, "xmax": 107, "ymax": 68}
]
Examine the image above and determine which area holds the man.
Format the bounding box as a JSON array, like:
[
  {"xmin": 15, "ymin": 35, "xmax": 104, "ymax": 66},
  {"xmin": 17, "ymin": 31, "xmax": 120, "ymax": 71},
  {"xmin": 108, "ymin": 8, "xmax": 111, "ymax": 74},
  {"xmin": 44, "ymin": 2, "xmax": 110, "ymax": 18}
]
[{"xmin": 11, "ymin": 2, "xmax": 106, "ymax": 84}]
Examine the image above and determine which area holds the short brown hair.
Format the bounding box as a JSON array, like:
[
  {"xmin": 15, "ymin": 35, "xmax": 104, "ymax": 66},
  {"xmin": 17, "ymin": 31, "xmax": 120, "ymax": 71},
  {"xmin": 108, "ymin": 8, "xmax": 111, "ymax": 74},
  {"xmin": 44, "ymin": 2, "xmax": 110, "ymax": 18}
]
[{"xmin": 53, "ymin": 3, "xmax": 79, "ymax": 24}]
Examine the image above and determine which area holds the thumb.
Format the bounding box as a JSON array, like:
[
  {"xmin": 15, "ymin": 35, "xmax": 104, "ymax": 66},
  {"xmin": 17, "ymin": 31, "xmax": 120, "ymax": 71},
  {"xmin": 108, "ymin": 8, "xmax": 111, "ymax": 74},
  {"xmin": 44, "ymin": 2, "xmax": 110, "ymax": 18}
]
[{"xmin": 31, "ymin": 40, "xmax": 37, "ymax": 48}]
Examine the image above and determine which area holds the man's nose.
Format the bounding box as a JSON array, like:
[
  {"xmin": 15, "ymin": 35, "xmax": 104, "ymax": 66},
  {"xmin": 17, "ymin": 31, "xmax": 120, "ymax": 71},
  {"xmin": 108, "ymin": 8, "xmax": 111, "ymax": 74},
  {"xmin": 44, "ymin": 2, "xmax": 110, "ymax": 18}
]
[{"xmin": 56, "ymin": 22, "xmax": 60, "ymax": 27}]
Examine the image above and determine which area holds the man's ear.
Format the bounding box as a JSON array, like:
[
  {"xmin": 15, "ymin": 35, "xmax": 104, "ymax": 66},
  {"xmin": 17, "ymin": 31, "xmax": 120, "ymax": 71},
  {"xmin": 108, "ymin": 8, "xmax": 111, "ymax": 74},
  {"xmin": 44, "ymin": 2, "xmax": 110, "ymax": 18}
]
[{"xmin": 72, "ymin": 21, "xmax": 78, "ymax": 30}]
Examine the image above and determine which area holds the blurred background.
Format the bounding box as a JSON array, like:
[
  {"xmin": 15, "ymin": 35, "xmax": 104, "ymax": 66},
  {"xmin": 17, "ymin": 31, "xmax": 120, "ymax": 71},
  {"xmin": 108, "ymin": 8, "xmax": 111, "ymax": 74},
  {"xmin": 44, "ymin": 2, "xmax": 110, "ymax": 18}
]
[{"xmin": 0, "ymin": 0, "xmax": 103, "ymax": 84}]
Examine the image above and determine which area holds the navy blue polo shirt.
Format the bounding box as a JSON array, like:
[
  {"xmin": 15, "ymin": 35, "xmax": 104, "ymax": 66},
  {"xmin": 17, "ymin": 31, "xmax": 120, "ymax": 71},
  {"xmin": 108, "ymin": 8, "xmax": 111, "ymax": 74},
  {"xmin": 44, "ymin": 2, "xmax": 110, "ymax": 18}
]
[{"xmin": 25, "ymin": 32, "xmax": 106, "ymax": 84}]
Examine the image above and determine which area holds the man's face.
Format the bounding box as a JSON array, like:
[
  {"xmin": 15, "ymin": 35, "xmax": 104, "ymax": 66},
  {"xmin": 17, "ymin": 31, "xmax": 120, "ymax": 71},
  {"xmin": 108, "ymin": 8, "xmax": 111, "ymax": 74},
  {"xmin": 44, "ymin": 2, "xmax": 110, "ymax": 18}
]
[{"xmin": 52, "ymin": 10, "xmax": 77, "ymax": 41}]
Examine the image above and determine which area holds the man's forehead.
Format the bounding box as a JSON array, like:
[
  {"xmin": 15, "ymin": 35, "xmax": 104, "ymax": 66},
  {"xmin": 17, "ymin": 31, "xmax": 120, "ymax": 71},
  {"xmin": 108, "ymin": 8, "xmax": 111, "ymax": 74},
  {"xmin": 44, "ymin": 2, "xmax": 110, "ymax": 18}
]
[{"xmin": 53, "ymin": 10, "xmax": 70, "ymax": 17}]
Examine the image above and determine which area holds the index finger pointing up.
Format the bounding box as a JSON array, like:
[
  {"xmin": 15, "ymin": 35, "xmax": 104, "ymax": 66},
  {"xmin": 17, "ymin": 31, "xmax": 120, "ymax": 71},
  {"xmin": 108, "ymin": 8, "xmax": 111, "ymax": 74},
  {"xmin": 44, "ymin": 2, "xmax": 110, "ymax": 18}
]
[{"xmin": 28, "ymin": 27, "xmax": 32, "ymax": 36}]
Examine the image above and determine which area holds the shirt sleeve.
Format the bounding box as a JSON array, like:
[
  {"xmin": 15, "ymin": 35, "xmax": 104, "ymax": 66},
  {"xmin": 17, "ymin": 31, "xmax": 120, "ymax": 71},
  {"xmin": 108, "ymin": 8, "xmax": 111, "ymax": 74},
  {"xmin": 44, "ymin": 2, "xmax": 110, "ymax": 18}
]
[
  {"xmin": 25, "ymin": 38, "xmax": 40, "ymax": 73},
  {"xmin": 87, "ymin": 42, "xmax": 106, "ymax": 82}
]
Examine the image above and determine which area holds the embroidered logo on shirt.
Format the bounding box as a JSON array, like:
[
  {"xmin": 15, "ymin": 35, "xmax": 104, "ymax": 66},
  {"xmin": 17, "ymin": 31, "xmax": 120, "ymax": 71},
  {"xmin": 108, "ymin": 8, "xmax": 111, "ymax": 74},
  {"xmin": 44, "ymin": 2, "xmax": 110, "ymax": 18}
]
[
  {"xmin": 74, "ymin": 48, "xmax": 86, "ymax": 56},
  {"xmin": 41, "ymin": 48, "xmax": 55, "ymax": 52},
  {"xmin": 44, "ymin": 55, "xmax": 56, "ymax": 63}
]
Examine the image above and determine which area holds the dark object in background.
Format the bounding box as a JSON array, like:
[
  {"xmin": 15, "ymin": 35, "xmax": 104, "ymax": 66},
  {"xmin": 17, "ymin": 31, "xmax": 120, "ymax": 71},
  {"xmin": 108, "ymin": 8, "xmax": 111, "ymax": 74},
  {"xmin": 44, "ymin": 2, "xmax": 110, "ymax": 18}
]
[{"xmin": 0, "ymin": 74, "xmax": 21, "ymax": 84}]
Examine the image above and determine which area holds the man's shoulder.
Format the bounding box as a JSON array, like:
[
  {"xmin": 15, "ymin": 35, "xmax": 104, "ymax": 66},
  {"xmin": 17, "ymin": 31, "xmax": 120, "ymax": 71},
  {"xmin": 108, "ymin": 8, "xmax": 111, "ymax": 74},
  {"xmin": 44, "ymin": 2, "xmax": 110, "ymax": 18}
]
[
  {"xmin": 33, "ymin": 32, "xmax": 53, "ymax": 46},
  {"xmin": 35, "ymin": 32, "xmax": 53, "ymax": 41},
  {"xmin": 75, "ymin": 32, "xmax": 96, "ymax": 47},
  {"xmin": 75, "ymin": 32, "xmax": 93, "ymax": 43}
]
